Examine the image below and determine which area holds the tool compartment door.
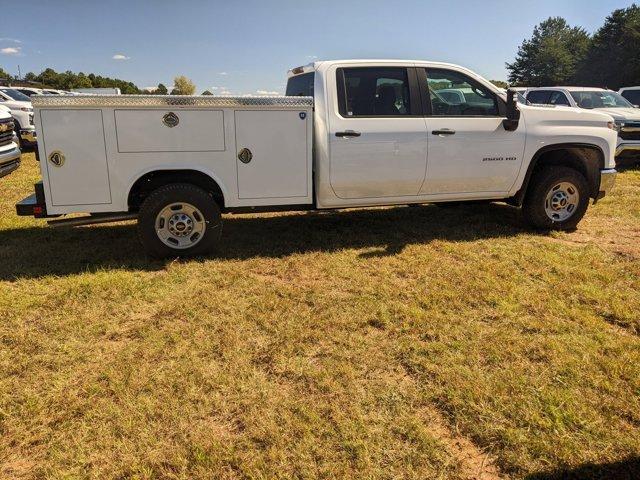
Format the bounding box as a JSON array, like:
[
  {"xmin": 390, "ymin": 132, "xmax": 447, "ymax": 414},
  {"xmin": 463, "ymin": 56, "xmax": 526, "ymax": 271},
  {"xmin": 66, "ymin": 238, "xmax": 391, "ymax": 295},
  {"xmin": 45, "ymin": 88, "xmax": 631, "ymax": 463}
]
[
  {"xmin": 41, "ymin": 109, "xmax": 111, "ymax": 206},
  {"xmin": 235, "ymin": 110, "xmax": 311, "ymax": 202}
]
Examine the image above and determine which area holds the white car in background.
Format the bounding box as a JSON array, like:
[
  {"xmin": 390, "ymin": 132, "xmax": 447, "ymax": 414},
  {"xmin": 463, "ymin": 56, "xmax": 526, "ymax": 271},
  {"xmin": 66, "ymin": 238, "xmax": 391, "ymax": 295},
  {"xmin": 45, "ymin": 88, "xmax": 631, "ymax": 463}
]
[
  {"xmin": 0, "ymin": 88, "xmax": 37, "ymax": 148},
  {"xmin": 525, "ymin": 87, "xmax": 640, "ymax": 165},
  {"xmin": 0, "ymin": 105, "xmax": 21, "ymax": 178},
  {"xmin": 13, "ymin": 87, "xmax": 45, "ymax": 97},
  {"xmin": 619, "ymin": 86, "xmax": 640, "ymax": 107}
]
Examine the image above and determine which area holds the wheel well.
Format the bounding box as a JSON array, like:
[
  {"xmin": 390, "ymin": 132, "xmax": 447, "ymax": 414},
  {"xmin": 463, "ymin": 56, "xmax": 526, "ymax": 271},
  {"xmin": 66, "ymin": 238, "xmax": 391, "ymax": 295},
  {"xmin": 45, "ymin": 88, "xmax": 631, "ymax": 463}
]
[
  {"xmin": 513, "ymin": 145, "xmax": 604, "ymax": 206},
  {"xmin": 128, "ymin": 170, "xmax": 225, "ymax": 211}
]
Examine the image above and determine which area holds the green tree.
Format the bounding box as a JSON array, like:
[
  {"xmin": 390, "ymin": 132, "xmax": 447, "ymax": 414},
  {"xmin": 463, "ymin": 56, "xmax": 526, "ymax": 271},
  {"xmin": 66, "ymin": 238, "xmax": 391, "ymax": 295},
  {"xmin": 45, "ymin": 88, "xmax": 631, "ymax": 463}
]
[
  {"xmin": 490, "ymin": 80, "xmax": 508, "ymax": 89},
  {"xmin": 576, "ymin": 4, "xmax": 640, "ymax": 89},
  {"xmin": 201, "ymin": 90, "xmax": 213, "ymax": 95},
  {"xmin": 172, "ymin": 75, "xmax": 196, "ymax": 95},
  {"xmin": 0, "ymin": 67, "xmax": 11, "ymax": 81},
  {"xmin": 156, "ymin": 83, "xmax": 168, "ymax": 95},
  {"xmin": 506, "ymin": 17, "xmax": 591, "ymax": 86},
  {"xmin": 25, "ymin": 68, "xmax": 142, "ymax": 93}
]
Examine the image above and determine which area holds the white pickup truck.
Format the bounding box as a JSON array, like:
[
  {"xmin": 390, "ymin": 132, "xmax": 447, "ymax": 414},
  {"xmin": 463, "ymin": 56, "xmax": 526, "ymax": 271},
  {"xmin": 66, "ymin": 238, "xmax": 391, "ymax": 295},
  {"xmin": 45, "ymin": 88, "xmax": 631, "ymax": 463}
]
[{"xmin": 17, "ymin": 60, "xmax": 618, "ymax": 257}]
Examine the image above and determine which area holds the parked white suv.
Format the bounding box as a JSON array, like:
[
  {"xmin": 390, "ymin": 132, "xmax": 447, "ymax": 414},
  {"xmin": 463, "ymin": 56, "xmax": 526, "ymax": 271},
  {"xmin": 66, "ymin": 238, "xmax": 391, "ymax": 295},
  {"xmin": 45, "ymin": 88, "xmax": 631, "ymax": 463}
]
[
  {"xmin": 525, "ymin": 87, "xmax": 640, "ymax": 165},
  {"xmin": 0, "ymin": 88, "xmax": 37, "ymax": 148},
  {"xmin": 0, "ymin": 105, "xmax": 21, "ymax": 178}
]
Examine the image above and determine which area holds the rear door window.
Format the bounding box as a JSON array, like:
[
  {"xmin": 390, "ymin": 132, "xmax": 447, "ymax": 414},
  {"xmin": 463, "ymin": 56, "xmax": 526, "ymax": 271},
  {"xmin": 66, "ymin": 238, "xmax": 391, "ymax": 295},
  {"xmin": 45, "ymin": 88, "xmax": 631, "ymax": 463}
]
[{"xmin": 337, "ymin": 67, "xmax": 413, "ymax": 117}]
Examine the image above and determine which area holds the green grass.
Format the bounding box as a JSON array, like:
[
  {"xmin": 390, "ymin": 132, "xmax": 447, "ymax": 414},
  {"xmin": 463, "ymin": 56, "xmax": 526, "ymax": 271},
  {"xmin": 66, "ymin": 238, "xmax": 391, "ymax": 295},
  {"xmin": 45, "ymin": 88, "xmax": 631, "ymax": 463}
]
[{"xmin": 1, "ymin": 153, "xmax": 639, "ymax": 479}]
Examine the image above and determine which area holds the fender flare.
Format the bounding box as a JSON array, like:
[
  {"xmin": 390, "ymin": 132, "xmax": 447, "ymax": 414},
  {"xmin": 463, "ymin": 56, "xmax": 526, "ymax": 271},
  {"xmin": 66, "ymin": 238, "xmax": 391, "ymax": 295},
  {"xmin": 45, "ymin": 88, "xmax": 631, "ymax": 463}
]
[
  {"xmin": 125, "ymin": 166, "xmax": 229, "ymax": 209},
  {"xmin": 512, "ymin": 143, "xmax": 605, "ymax": 206}
]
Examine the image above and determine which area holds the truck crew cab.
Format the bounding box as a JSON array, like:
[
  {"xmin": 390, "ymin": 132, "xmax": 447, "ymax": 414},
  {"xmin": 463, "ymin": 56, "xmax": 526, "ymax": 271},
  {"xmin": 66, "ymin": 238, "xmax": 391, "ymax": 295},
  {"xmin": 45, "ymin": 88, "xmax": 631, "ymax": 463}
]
[{"xmin": 17, "ymin": 60, "xmax": 618, "ymax": 257}]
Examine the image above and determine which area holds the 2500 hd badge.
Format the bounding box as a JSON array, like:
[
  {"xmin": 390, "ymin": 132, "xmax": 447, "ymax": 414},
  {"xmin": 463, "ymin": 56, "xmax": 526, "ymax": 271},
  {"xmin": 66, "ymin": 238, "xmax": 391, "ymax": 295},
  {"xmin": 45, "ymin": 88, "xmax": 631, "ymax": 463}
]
[{"xmin": 482, "ymin": 156, "xmax": 517, "ymax": 162}]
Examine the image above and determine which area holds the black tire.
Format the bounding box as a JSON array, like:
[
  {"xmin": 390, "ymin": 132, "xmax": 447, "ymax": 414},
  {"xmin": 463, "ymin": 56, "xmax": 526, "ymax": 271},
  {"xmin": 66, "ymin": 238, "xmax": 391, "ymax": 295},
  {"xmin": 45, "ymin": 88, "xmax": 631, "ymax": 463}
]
[
  {"xmin": 137, "ymin": 183, "xmax": 222, "ymax": 258},
  {"xmin": 13, "ymin": 122, "xmax": 22, "ymax": 150},
  {"xmin": 523, "ymin": 166, "xmax": 590, "ymax": 230}
]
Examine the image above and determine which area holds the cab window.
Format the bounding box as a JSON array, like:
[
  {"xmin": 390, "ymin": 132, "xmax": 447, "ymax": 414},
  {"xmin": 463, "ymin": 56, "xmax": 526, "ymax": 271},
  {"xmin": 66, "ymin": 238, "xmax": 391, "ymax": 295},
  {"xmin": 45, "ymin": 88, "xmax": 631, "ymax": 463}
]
[
  {"xmin": 526, "ymin": 90, "xmax": 552, "ymax": 105},
  {"xmin": 621, "ymin": 90, "xmax": 640, "ymax": 106},
  {"xmin": 337, "ymin": 67, "xmax": 412, "ymax": 117},
  {"xmin": 424, "ymin": 68, "xmax": 498, "ymax": 116},
  {"xmin": 286, "ymin": 72, "xmax": 314, "ymax": 97}
]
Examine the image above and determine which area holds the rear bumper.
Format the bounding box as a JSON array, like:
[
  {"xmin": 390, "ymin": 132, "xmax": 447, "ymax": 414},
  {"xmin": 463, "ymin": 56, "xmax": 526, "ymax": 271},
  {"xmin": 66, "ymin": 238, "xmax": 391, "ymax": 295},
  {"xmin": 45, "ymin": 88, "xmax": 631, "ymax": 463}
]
[
  {"xmin": 16, "ymin": 181, "xmax": 52, "ymax": 218},
  {"xmin": 596, "ymin": 168, "xmax": 617, "ymax": 201},
  {"xmin": 0, "ymin": 145, "xmax": 21, "ymax": 178}
]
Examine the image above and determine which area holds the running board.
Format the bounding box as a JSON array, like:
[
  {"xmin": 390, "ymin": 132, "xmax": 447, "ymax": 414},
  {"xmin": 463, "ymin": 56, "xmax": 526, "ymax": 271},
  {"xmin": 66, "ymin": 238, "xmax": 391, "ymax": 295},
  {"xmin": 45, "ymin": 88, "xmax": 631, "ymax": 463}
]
[{"xmin": 47, "ymin": 213, "xmax": 138, "ymax": 228}]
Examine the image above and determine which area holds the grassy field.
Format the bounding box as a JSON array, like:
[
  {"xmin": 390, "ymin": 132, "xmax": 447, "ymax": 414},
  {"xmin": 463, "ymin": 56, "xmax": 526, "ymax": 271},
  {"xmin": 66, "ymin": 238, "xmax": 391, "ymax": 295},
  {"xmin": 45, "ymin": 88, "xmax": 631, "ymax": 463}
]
[{"xmin": 1, "ymin": 153, "xmax": 639, "ymax": 479}]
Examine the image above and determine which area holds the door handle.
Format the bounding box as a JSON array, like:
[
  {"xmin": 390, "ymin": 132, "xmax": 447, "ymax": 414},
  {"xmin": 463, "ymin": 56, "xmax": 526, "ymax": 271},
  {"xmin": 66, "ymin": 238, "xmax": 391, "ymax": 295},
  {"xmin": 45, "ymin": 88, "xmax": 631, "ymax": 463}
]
[
  {"xmin": 335, "ymin": 130, "xmax": 361, "ymax": 138},
  {"xmin": 432, "ymin": 129, "xmax": 456, "ymax": 136}
]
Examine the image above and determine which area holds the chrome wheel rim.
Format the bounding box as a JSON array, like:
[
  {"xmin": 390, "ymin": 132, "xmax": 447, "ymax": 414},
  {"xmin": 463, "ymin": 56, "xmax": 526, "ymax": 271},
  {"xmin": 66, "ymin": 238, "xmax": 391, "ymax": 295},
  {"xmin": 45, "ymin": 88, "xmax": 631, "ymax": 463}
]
[
  {"xmin": 544, "ymin": 181, "xmax": 580, "ymax": 222},
  {"xmin": 155, "ymin": 202, "xmax": 206, "ymax": 249}
]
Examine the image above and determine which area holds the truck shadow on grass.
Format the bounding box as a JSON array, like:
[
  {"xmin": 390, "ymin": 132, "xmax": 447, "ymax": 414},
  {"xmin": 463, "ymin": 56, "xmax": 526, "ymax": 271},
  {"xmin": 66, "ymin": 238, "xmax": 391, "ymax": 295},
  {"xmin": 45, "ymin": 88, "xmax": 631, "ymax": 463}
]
[
  {"xmin": 525, "ymin": 456, "xmax": 640, "ymax": 480},
  {"xmin": 0, "ymin": 202, "xmax": 526, "ymax": 281}
]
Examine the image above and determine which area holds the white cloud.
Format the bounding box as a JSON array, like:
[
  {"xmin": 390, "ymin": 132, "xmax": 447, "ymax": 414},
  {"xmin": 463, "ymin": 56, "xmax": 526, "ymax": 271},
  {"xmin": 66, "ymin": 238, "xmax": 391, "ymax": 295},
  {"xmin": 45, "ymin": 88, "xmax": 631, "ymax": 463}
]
[
  {"xmin": 306, "ymin": 55, "xmax": 318, "ymax": 59},
  {"xmin": 256, "ymin": 90, "xmax": 280, "ymax": 95},
  {"xmin": 112, "ymin": 54, "xmax": 130, "ymax": 60},
  {"xmin": 218, "ymin": 72, "xmax": 228, "ymax": 75},
  {"xmin": 0, "ymin": 38, "xmax": 21, "ymax": 44},
  {"xmin": 1, "ymin": 47, "xmax": 21, "ymax": 56}
]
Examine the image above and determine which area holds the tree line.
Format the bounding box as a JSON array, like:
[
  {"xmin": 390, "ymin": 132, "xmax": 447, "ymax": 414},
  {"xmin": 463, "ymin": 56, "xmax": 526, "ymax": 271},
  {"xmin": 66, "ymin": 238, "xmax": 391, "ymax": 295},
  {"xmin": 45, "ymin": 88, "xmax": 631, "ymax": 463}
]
[
  {"xmin": 3, "ymin": 4, "xmax": 638, "ymax": 94},
  {"xmin": 507, "ymin": 4, "xmax": 640, "ymax": 88},
  {"xmin": 0, "ymin": 67, "xmax": 201, "ymax": 95}
]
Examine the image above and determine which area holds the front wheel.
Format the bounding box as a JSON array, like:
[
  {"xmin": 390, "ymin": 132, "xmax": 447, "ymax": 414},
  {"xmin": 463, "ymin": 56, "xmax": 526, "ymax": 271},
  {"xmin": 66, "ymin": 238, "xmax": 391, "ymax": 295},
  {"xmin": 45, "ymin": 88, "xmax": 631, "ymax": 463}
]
[
  {"xmin": 522, "ymin": 166, "xmax": 590, "ymax": 230},
  {"xmin": 137, "ymin": 183, "xmax": 222, "ymax": 258}
]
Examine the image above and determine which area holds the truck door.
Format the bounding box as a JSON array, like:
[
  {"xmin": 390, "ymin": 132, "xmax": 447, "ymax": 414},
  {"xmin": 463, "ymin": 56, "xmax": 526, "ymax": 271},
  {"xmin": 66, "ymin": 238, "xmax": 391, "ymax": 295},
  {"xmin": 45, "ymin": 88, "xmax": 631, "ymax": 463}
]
[
  {"xmin": 418, "ymin": 68, "xmax": 526, "ymax": 195},
  {"xmin": 329, "ymin": 66, "xmax": 428, "ymax": 199}
]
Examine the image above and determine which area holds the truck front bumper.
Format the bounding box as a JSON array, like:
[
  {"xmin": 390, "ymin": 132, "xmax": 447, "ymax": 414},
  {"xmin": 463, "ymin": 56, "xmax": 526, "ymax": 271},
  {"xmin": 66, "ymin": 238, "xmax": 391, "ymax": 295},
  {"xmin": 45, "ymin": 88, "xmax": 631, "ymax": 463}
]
[
  {"xmin": 0, "ymin": 144, "xmax": 21, "ymax": 179},
  {"xmin": 596, "ymin": 168, "xmax": 617, "ymax": 201}
]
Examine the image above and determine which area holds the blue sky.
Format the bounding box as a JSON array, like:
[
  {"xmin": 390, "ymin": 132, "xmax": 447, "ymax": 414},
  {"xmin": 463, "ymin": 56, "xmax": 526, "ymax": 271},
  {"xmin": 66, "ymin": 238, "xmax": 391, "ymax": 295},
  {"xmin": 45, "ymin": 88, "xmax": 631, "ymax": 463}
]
[{"xmin": 0, "ymin": 0, "xmax": 634, "ymax": 94}]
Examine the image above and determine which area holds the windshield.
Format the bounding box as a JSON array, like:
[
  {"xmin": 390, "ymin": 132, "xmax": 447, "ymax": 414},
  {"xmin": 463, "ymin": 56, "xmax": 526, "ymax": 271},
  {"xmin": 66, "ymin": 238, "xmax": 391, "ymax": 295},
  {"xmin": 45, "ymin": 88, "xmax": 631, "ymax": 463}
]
[
  {"xmin": 0, "ymin": 88, "xmax": 31, "ymax": 102},
  {"xmin": 570, "ymin": 91, "xmax": 633, "ymax": 109}
]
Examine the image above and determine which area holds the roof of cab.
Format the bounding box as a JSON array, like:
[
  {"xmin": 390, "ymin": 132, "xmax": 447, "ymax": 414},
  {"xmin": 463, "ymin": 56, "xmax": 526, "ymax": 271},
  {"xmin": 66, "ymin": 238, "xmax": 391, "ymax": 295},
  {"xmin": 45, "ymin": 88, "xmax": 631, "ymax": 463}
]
[
  {"xmin": 287, "ymin": 59, "xmax": 474, "ymax": 77},
  {"xmin": 526, "ymin": 86, "xmax": 611, "ymax": 92}
]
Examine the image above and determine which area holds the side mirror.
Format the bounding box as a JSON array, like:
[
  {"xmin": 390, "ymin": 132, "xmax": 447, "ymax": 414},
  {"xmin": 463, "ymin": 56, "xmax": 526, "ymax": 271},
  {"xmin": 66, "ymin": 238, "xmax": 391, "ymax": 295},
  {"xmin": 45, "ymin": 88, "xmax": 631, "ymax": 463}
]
[{"xmin": 503, "ymin": 88, "xmax": 521, "ymax": 131}]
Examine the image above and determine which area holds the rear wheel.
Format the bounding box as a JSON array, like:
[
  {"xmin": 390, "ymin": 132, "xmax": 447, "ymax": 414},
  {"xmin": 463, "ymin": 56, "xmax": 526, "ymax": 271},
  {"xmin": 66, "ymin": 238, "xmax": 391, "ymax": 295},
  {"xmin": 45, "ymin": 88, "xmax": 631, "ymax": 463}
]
[
  {"xmin": 137, "ymin": 183, "xmax": 222, "ymax": 258},
  {"xmin": 523, "ymin": 166, "xmax": 590, "ymax": 230}
]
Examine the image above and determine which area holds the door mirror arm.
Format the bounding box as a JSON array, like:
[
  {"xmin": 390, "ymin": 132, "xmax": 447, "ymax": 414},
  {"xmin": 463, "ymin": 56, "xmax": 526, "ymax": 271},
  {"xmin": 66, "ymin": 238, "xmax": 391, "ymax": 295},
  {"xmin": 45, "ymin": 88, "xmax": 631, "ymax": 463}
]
[{"xmin": 503, "ymin": 88, "xmax": 521, "ymax": 131}]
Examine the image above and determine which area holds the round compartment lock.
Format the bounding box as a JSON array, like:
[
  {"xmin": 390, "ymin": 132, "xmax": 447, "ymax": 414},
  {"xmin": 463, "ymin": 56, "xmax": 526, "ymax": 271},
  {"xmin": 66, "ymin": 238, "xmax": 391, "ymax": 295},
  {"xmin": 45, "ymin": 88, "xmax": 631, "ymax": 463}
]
[
  {"xmin": 238, "ymin": 148, "xmax": 253, "ymax": 164},
  {"xmin": 162, "ymin": 112, "xmax": 179, "ymax": 128},
  {"xmin": 48, "ymin": 150, "xmax": 65, "ymax": 167}
]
